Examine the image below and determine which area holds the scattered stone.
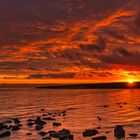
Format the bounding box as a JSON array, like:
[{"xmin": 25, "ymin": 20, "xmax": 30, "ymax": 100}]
[
  {"xmin": 11, "ymin": 125, "xmax": 21, "ymax": 131},
  {"xmin": 35, "ymin": 124, "xmax": 43, "ymax": 130},
  {"xmin": 42, "ymin": 114, "xmax": 48, "ymax": 116},
  {"xmin": 27, "ymin": 122, "xmax": 34, "ymax": 126},
  {"xmin": 42, "ymin": 136, "xmax": 51, "ymax": 140},
  {"xmin": 97, "ymin": 117, "xmax": 102, "ymax": 121},
  {"xmin": 6, "ymin": 120, "xmax": 12, "ymax": 123},
  {"xmin": 0, "ymin": 123, "xmax": 8, "ymax": 130},
  {"xmin": 26, "ymin": 133, "xmax": 32, "ymax": 136},
  {"xmin": 13, "ymin": 118, "xmax": 20, "ymax": 124},
  {"xmin": 27, "ymin": 119, "xmax": 34, "ymax": 122},
  {"xmin": 35, "ymin": 117, "xmax": 46, "ymax": 125},
  {"xmin": 92, "ymin": 136, "xmax": 107, "ymax": 140},
  {"xmin": 49, "ymin": 129, "xmax": 73, "ymax": 139},
  {"xmin": 43, "ymin": 117, "xmax": 56, "ymax": 121},
  {"xmin": 83, "ymin": 129, "xmax": 99, "ymax": 137},
  {"xmin": 39, "ymin": 131, "xmax": 48, "ymax": 136},
  {"xmin": 114, "ymin": 125, "xmax": 125, "ymax": 138},
  {"xmin": 41, "ymin": 109, "xmax": 45, "ymax": 111},
  {"xmin": 105, "ymin": 131, "xmax": 111, "ymax": 134},
  {"xmin": 96, "ymin": 127, "xmax": 101, "ymax": 129},
  {"xmin": 48, "ymin": 112, "xmax": 53, "ymax": 115},
  {"xmin": 103, "ymin": 105, "xmax": 109, "ymax": 108},
  {"xmin": 0, "ymin": 131, "xmax": 11, "ymax": 138},
  {"xmin": 53, "ymin": 122, "xmax": 61, "ymax": 126},
  {"xmin": 129, "ymin": 133, "xmax": 138, "ymax": 137}
]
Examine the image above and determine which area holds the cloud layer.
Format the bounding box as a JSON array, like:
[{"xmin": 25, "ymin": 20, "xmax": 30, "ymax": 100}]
[{"xmin": 0, "ymin": 0, "xmax": 140, "ymax": 83}]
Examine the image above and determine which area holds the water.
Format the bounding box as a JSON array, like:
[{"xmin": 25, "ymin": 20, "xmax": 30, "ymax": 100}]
[{"xmin": 0, "ymin": 87, "xmax": 140, "ymax": 140}]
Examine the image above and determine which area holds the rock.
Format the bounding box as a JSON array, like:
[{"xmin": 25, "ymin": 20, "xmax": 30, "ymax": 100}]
[
  {"xmin": 129, "ymin": 133, "xmax": 138, "ymax": 137},
  {"xmin": 43, "ymin": 117, "xmax": 56, "ymax": 121},
  {"xmin": 42, "ymin": 114, "xmax": 48, "ymax": 116},
  {"xmin": 53, "ymin": 122, "xmax": 61, "ymax": 126},
  {"xmin": 103, "ymin": 105, "xmax": 109, "ymax": 108},
  {"xmin": 27, "ymin": 119, "xmax": 34, "ymax": 122},
  {"xmin": 83, "ymin": 129, "xmax": 99, "ymax": 137},
  {"xmin": 65, "ymin": 134, "xmax": 74, "ymax": 140},
  {"xmin": 11, "ymin": 125, "xmax": 21, "ymax": 131},
  {"xmin": 27, "ymin": 122, "xmax": 34, "ymax": 126},
  {"xmin": 114, "ymin": 125, "xmax": 125, "ymax": 138},
  {"xmin": 0, "ymin": 123, "xmax": 8, "ymax": 130},
  {"xmin": 49, "ymin": 131, "xmax": 58, "ymax": 138},
  {"xmin": 13, "ymin": 118, "xmax": 20, "ymax": 124},
  {"xmin": 49, "ymin": 129, "xmax": 73, "ymax": 139},
  {"xmin": 39, "ymin": 131, "xmax": 48, "ymax": 136},
  {"xmin": 42, "ymin": 137, "xmax": 51, "ymax": 140},
  {"xmin": 97, "ymin": 117, "xmax": 102, "ymax": 121},
  {"xmin": 40, "ymin": 109, "xmax": 45, "ymax": 111},
  {"xmin": 6, "ymin": 120, "xmax": 12, "ymax": 123},
  {"xmin": 35, "ymin": 124, "xmax": 43, "ymax": 130},
  {"xmin": 105, "ymin": 131, "xmax": 111, "ymax": 134},
  {"xmin": 26, "ymin": 133, "xmax": 32, "ymax": 136},
  {"xmin": 35, "ymin": 117, "xmax": 46, "ymax": 125},
  {"xmin": 92, "ymin": 136, "xmax": 107, "ymax": 140},
  {"xmin": 0, "ymin": 131, "xmax": 11, "ymax": 138}
]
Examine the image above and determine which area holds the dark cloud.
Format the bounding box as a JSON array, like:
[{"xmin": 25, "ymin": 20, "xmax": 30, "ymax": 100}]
[
  {"xmin": 79, "ymin": 36, "xmax": 106, "ymax": 53},
  {"xmin": 28, "ymin": 72, "xmax": 76, "ymax": 79},
  {"xmin": 114, "ymin": 47, "xmax": 131, "ymax": 57},
  {"xmin": 98, "ymin": 47, "xmax": 140, "ymax": 67}
]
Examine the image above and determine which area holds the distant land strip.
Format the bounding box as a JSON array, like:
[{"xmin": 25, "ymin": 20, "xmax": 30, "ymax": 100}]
[{"xmin": 36, "ymin": 82, "xmax": 140, "ymax": 89}]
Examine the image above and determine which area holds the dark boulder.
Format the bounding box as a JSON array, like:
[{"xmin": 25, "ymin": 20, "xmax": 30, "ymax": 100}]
[
  {"xmin": 0, "ymin": 123, "xmax": 8, "ymax": 130},
  {"xmin": 83, "ymin": 129, "xmax": 99, "ymax": 137},
  {"xmin": 114, "ymin": 125, "xmax": 125, "ymax": 138},
  {"xmin": 35, "ymin": 117, "xmax": 46, "ymax": 125},
  {"xmin": 92, "ymin": 136, "xmax": 107, "ymax": 140},
  {"xmin": 39, "ymin": 131, "xmax": 48, "ymax": 136},
  {"xmin": 27, "ymin": 122, "xmax": 34, "ymax": 126},
  {"xmin": 42, "ymin": 137, "xmax": 51, "ymax": 140},
  {"xmin": 49, "ymin": 129, "xmax": 73, "ymax": 139},
  {"xmin": 35, "ymin": 124, "xmax": 43, "ymax": 130},
  {"xmin": 0, "ymin": 131, "xmax": 11, "ymax": 138},
  {"xmin": 13, "ymin": 118, "xmax": 20, "ymax": 124},
  {"xmin": 53, "ymin": 122, "xmax": 61, "ymax": 126},
  {"xmin": 11, "ymin": 125, "xmax": 21, "ymax": 131}
]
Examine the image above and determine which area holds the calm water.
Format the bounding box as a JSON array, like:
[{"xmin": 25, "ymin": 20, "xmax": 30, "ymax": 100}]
[{"xmin": 0, "ymin": 87, "xmax": 140, "ymax": 140}]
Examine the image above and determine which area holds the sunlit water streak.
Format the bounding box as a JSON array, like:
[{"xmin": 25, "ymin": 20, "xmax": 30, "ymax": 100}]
[{"xmin": 0, "ymin": 87, "xmax": 140, "ymax": 140}]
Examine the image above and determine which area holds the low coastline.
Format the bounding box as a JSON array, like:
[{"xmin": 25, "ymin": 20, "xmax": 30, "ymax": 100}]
[{"xmin": 36, "ymin": 82, "xmax": 140, "ymax": 89}]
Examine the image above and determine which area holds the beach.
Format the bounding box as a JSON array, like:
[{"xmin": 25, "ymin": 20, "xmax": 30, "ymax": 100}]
[{"xmin": 0, "ymin": 86, "xmax": 140, "ymax": 139}]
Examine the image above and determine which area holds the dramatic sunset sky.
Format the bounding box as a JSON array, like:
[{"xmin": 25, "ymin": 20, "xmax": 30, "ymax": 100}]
[{"xmin": 0, "ymin": 0, "xmax": 140, "ymax": 84}]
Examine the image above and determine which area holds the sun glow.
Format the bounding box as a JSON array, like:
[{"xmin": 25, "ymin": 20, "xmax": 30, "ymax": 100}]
[{"xmin": 128, "ymin": 79, "xmax": 134, "ymax": 84}]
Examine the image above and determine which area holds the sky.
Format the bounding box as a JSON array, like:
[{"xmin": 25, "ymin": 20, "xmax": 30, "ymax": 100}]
[{"xmin": 0, "ymin": 0, "xmax": 140, "ymax": 84}]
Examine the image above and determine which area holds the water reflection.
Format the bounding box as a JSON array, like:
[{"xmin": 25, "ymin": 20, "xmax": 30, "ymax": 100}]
[{"xmin": 0, "ymin": 88, "xmax": 140, "ymax": 139}]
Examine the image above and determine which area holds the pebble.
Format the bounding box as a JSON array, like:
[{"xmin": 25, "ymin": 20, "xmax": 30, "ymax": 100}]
[
  {"xmin": 83, "ymin": 129, "xmax": 99, "ymax": 137},
  {"xmin": 129, "ymin": 133, "xmax": 138, "ymax": 137},
  {"xmin": 53, "ymin": 122, "xmax": 61, "ymax": 126},
  {"xmin": 92, "ymin": 136, "xmax": 107, "ymax": 140}
]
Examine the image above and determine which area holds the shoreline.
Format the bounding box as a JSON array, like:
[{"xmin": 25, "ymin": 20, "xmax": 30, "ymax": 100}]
[{"xmin": 36, "ymin": 82, "xmax": 140, "ymax": 89}]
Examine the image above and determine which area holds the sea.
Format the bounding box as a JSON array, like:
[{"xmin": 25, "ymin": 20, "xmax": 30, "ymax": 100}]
[{"xmin": 0, "ymin": 85, "xmax": 140, "ymax": 140}]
